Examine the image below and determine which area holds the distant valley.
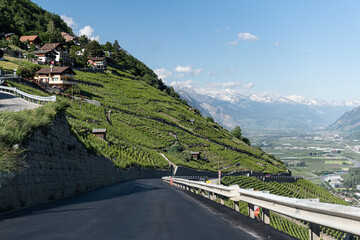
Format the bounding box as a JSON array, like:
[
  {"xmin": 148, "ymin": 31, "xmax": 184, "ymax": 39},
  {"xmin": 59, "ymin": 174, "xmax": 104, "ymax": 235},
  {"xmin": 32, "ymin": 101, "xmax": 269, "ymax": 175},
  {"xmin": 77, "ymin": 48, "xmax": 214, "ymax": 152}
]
[{"xmin": 175, "ymin": 87, "xmax": 356, "ymax": 131}]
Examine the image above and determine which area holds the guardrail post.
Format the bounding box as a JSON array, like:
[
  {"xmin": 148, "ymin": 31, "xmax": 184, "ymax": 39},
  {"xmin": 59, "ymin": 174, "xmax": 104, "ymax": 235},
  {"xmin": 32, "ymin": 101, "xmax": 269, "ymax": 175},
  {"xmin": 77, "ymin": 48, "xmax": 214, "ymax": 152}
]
[
  {"xmin": 201, "ymin": 190, "xmax": 205, "ymax": 197},
  {"xmin": 219, "ymin": 195, "xmax": 224, "ymax": 205},
  {"xmin": 234, "ymin": 201, "xmax": 240, "ymax": 212},
  {"xmin": 309, "ymin": 223, "xmax": 320, "ymax": 240},
  {"xmin": 248, "ymin": 203, "xmax": 255, "ymax": 219},
  {"xmin": 344, "ymin": 234, "xmax": 355, "ymax": 240},
  {"xmin": 262, "ymin": 208, "xmax": 270, "ymax": 224}
]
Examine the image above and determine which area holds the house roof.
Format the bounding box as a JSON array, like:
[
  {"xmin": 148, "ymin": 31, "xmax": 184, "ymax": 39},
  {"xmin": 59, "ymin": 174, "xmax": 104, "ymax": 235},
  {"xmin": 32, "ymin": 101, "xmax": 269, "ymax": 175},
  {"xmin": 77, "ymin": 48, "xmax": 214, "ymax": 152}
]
[
  {"xmin": 35, "ymin": 66, "xmax": 76, "ymax": 75},
  {"xmin": 19, "ymin": 35, "xmax": 39, "ymax": 42},
  {"xmin": 88, "ymin": 57, "xmax": 106, "ymax": 61},
  {"xmin": 92, "ymin": 129, "xmax": 107, "ymax": 133},
  {"xmin": 32, "ymin": 49, "xmax": 56, "ymax": 55},
  {"xmin": 61, "ymin": 32, "xmax": 76, "ymax": 42},
  {"xmin": 40, "ymin": 43, "xmax": 62, "ymax": 51}
]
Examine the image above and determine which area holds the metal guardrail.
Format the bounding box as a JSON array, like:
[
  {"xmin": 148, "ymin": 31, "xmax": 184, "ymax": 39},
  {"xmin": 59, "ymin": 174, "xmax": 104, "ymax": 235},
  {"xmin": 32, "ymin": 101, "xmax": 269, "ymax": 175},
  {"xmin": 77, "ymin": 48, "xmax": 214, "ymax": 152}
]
[
  {"xmin": 0, "ymin": 86, "xmax": 56, "ymax": 104},
  {"xmin": 163, "ymin": 176, "xmax": 360, "ymax": 239}
]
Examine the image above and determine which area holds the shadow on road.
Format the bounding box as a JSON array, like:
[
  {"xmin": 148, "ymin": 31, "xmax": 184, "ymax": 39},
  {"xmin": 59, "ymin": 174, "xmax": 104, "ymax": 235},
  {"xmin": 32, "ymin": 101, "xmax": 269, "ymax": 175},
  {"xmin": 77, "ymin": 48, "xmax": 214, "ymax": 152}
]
[
  {"xmin": 0, "ymin": 92, "xmax": 17, "ymax": 99},
  {"xmin": 0, "ymin": 179, "xmax": 165, "ymax": 222}
]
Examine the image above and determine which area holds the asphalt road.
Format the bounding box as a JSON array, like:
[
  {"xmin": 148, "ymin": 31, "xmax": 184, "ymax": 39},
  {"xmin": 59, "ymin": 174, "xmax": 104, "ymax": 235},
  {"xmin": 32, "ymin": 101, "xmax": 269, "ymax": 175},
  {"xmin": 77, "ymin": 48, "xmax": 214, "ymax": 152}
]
[
  {"xmin": 0, "ymin": 92, "xmax": 39, "ymax": 111},
  {"xmin": 0, "ymin": 179, "xmax": 296, "ymax": 240}
]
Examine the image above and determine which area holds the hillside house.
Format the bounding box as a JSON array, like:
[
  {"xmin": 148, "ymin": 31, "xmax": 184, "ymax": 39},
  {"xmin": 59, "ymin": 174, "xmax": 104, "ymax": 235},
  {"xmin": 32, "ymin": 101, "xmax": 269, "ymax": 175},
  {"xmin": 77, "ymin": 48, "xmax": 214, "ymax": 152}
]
[
  {"xmin": 19, "ymin": 35, "xmax": 41, "ymax": 48},
  {"xmin": 92, "ymin": 129, "xmax": 107, "ymax": 140},
  {"xmin": 190, "ymin": 151, "xmax": 201, "ymax": 160},
  {"xmin": 40, "ymin": 43, "xmax": 71, "ymax": 66},
  {"xmin": 32, "ymin": 49, "xmax": 56, "ymax": 65},
  {"xmin": 61, "ymin": 32, "xmax": 77, "ymax": 43},
  {"xmin": 34, "ymin": 66, "xmax": 77, "ymax": 89},
  {"xmin": 87, "ymin": 57, "xmax": 108, "ymax": 69}
]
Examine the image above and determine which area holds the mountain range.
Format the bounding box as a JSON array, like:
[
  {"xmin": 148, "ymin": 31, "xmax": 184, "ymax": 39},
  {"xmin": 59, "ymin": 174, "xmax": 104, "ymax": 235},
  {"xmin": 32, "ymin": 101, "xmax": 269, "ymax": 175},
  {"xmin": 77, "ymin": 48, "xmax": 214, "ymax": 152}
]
[
  {"xmin": 327, "ymin": 107, "xmax": 360, "ymax": 132},
  {"xmin": 175, "ymin": 87, "xmax": 355, "ymax": 131}
]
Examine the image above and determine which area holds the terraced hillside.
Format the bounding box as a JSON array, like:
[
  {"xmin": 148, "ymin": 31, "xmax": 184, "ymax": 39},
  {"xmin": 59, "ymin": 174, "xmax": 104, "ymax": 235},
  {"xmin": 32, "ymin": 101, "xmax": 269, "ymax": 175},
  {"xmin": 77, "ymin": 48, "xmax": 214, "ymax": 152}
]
[
  {"xmin": 64, "ymin": 69, "xmax": 287, "ymax": 173},
  {"xmin": 1, "ymin": 58, "xmax": 286, "ymax": 173},
  {"xmin": 221, "ymin": 176, "xmax": 352, "ymax": 240}
]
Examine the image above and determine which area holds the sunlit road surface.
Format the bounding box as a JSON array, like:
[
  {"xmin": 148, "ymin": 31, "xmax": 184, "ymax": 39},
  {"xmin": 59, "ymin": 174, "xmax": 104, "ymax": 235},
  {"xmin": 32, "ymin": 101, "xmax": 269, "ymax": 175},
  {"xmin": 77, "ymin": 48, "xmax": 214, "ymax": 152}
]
[
  {"xmin": 0, "ymin": 179, "xmax": 296, "ymax": 240},
  {"xmin": 0, "ymin": 92, "xmax": 39, "ymax": 112}
]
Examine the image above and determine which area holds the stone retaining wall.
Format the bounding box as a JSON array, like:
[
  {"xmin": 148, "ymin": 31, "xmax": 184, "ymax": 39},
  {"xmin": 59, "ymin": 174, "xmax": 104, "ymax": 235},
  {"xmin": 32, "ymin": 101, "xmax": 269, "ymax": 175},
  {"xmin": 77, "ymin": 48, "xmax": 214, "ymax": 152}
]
[{"xmin": 0, "ymin": 111, "xmax": 171, "ymax": 212}]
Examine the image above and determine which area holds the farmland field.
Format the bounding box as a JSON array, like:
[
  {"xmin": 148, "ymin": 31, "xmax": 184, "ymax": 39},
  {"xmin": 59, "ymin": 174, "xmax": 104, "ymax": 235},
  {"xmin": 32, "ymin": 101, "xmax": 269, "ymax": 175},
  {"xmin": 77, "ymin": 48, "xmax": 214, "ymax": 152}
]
[{"xmin": 249, "ymin": 131, "xmax": 360, "ymax": 178}]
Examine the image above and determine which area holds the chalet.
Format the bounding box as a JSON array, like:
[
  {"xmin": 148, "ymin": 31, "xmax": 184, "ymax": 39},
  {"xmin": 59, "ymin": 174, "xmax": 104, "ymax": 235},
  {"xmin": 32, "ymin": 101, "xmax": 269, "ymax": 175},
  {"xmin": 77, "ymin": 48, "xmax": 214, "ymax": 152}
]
[
  {"xmin": 190, "ymin": 151, "xmax": 201, "ymax": 160},
  {"xmin": 34, "ymin": 66, "xmax": 77, "ymax": 89},
  {"xmin": 31, "ymin": 49, "xmax": 56, "ymax": 65},
  {"xmin": 92, "ymin": 129, "xmax": 107, "ymax": 140},
  {"xmin": 19, "ymin": 35, "xmax": 41, "ymax": 47},
  {"xmin": 40, "ymin": 43, "xmax": 71, "ymax": 66},
  {"xmin": 87, "ymin": 57, "xmax": 108, "ymax": 69},
  {"xmin": 61, "ymin": 32, "xmax": 77, "ymax": 43},
  {"xmin": 0, "ymin": 33, "xmax": 14, "ymax": 40}
]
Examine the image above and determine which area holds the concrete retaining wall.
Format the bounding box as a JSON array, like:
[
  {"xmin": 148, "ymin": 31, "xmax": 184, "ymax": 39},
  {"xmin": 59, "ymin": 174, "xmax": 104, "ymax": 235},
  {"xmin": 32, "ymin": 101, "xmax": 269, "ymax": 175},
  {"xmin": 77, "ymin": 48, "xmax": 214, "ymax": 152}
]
[{"xmin": 0, "ymin": 111, "xmax": 171, "ymax": 212}]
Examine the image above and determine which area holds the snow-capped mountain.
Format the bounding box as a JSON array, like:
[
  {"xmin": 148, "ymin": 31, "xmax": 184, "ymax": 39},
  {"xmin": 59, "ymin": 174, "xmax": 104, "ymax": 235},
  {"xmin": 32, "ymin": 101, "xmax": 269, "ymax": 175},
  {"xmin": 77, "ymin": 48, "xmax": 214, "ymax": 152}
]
[
  {"xmin": 175, "ymin": 87, "xmax": 355, "ymax": 131},
  {"xmin": 203, "ymin": 91, "xmax": 360, "ymax": 107}
]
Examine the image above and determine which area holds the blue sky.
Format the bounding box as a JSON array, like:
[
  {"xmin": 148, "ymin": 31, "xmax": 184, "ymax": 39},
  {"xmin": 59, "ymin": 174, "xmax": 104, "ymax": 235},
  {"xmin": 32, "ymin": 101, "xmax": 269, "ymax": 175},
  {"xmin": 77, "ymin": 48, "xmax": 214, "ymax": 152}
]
[{"xmin": 32, "ymin": 0, "xmax": 360, "ymax": 102}]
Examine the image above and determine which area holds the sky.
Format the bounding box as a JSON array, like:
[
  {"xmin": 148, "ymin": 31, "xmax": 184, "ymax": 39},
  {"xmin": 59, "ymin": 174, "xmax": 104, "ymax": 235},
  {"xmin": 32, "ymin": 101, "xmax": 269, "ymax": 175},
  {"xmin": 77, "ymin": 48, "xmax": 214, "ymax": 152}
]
[{"xmin": 32, "ymin": 0, "xmax": 360, "ymax": 102}]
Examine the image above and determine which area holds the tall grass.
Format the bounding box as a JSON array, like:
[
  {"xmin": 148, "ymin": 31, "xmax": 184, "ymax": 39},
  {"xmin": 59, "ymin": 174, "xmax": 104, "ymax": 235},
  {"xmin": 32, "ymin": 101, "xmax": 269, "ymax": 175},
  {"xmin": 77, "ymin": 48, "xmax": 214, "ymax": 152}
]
[{"xmin": 0, "ymin": 100, "xmax": 68, "ymax": 173}]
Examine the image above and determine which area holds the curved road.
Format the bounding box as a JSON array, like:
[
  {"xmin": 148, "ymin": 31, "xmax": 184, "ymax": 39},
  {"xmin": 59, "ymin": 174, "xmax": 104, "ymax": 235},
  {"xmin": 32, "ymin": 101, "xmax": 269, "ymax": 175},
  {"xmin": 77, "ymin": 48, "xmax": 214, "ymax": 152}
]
[
  {"xmin": 0, "ymin": 92, "xmax": 39, "ymax": 111},
  {"xmin": 0, "ymin": 179, "xmax": 295, "ymax": 240}
]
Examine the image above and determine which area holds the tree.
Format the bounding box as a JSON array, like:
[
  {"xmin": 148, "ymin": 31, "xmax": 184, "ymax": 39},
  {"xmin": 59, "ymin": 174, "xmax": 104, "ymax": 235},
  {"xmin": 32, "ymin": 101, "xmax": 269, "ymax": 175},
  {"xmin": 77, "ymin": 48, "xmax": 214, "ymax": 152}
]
[
  {"xmin": 102, "ymin": 41, "xmax": 113, "ymax": 52},
  {"xmin": 47, "ymin": 20, "xmax": 55, "ymax": 33},
  {"xmin": 0, "ymin": 40, "xmax": 8, "ymax": 49},
  {"xmin": 242, "ymin": 137, "xmax": 251, "ymax": 146},
  {"xmin": 9, "ymin": 35, "xmax": 20, "ymax": 47},
  {"xmin": 231, "ymin": 126, "xmax": 242, "ymax": 139},
  {"xmin": 206, "ymin": 117, "xmax": 214, "ymax": 122},
  {"xmin": 86, "ymin": 40, "xmax": 104, "ymax": 57},
  {"xmin": 78, "ymin": 35, "xmax": 89, "ymax": 47},
  {"xmin": 29, "ymin": 44, "xmax": 37, "ymax": 52},
  {"xmin": 232, "ymin": 126, "xmax": 250, "ymax": 145},
  {"xmin": 112, "ymin": 40, "xmax": 121, "ymax": 61},
  {"xmin": 16, "ymin": 67, "xmax": 32, "ymax": 78}
]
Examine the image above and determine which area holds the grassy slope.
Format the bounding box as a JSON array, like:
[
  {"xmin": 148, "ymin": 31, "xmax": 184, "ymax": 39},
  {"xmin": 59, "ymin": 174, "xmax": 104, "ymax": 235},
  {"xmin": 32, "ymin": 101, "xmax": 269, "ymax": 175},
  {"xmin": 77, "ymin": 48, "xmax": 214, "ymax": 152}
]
[
  {"xmin": 65, "ymin": 69, "xmax": 286, "ymax": 172},
  {"xmin": 0, "ymin": 101, "xmax": 68, "ymax": 173},
  {"xmin": 1, "ymin": 56, "xmax": 286, "ymax": 173}
]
